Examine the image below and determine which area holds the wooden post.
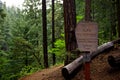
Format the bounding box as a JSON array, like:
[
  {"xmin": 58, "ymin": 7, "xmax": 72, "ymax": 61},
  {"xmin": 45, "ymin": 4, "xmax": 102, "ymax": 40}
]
[
  {"xmin": 85, "ymin": 62, "xmax": 91, "ymax": 80},
  {"xmin": 84, "ymin": 52, "xmax": 91, "ymax": 80}
]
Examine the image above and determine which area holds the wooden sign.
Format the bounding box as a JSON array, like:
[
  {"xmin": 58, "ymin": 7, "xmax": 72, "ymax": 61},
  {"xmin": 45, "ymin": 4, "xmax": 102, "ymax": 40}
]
[{"xmin": 75, "ymin": 21, "xmax": 98, "ymax": 52}]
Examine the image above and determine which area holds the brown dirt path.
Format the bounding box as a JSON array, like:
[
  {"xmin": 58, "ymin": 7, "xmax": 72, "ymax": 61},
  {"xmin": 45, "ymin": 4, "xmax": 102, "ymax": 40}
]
[
  {"xmin": 19, "ymin": 65, "xmax": 64, "ymax": 80},
  {"xmin": 20, "ymin": 47, "xmax": 120, "ymax": 80}
]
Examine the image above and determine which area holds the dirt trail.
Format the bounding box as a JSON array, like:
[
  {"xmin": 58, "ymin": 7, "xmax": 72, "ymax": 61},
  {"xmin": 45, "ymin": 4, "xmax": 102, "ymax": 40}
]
[
  {"xmin": 20, "ymin": 47, "xmax": 120, "ymax": 80},
  {"xmin": 20, "ymin": 65, "xmax": 64, "ymax": 80}
]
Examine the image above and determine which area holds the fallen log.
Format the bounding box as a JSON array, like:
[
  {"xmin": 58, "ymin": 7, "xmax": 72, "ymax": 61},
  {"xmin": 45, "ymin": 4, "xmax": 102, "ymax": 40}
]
[
  {"xmin": 62, "ymin": 39, "xmax": 120, "ymax": 79},
  {"xmin": 91, "ymin": 42, "xmax": 114, "ymax": 59},
  {"xmin": 112, "ymin": 38, "xmax": 120, "ymax": 44},
  {"xmin": 108, "ymin": 55, "xmax": 120, "ymax": 68},
  {"xmin": 62, "ymin": 56, "xmax": 83, "ymax": 79}
]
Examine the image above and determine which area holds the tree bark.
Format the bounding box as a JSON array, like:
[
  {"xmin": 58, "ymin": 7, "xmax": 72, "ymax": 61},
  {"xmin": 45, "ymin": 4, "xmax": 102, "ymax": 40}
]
[
  {"xmin": 110, "ymin": 0, "xmax": 117, "ymax": 39},
  {"xmin": 116, "ymin": 0, "xmax": 120, "ymax": 37},
  {"xmin": 85, "ymin": 0, "xmax": 91, "ymax": 21},
  {"xmin": 52, "ymin": 0, "xmax": 56, "ymax": 65},
  {"xmin": 25, "ymin": 51, "xmax": 28, "ymax": 66},
  {"xmin": 63, "ymin": 0, "xmax": 77, "ymax": 65},
  {"xmin": 42, "ymin": 0, "xmax": 48, "ymax": 68},
  {"xmin": 63, "ymin": 0, "xmax": 77, "ymax": 51}
]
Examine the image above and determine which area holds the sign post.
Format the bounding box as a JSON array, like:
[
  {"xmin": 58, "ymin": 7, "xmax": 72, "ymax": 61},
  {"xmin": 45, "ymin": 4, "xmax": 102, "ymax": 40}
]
[
  {"xmin": 75, "ymin": 21, "xmax": 98, "ymax": 80},
  {"xmin": 84, "ymin": 51, "xmax": 91, "ymax": 80}
]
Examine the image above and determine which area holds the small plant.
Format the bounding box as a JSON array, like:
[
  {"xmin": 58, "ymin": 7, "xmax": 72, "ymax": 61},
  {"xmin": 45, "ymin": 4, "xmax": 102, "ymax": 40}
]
[{"xmin": 19, "ymin": 66, "xmax": 40, "ymax": 77}]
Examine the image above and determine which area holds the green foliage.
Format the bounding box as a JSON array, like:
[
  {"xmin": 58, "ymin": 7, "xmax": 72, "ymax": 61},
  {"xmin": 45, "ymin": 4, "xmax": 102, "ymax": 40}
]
[
  {"xmin": 76, "ymin": 0, "xmax": 85, "ymax": 22},
  {"xmin": 12, "ymin": 37, "xmax": 32, "ymax": 52},
  {"xmin": 76, "ymin": 15, "xmax": 84, "ymax": 22},
  {"xmin": 48, "ymin": 33, "xmax": 65, "ymax": 64},
  {"xmin": 49, "ymin": 39, "xmax": 65, "ymax": 56},
  {"xmin": 19, "ymin": 66, "xmax": 41, "ymax": 77},
  {"xmin": 0, "ymin": 0, "xmax": 119, "ymax": 80},
  {"xmin": 0, "ymin": 9, "xmax": 6, "ymax": 23},
  {"xmin": 91, "ymin": 0, "xmax": 118, "ymax": 44}
]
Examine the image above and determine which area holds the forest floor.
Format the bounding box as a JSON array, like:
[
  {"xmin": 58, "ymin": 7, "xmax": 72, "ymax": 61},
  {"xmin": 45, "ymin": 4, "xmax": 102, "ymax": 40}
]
[{"xmin": 20, "ymin": 47, "xmax": 120, "ymax": 80}]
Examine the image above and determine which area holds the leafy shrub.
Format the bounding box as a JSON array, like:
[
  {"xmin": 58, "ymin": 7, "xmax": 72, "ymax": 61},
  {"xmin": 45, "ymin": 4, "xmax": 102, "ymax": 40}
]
[
  {"xmin": 49, "ymin": 39, "xmax": 65, "ymax": 56},
  {"xmin": 19, "ymin": 66, "xmax": 40, "ymax": 77}
]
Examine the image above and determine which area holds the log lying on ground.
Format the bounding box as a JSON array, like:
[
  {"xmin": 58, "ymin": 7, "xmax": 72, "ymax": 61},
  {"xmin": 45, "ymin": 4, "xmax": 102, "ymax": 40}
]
[
  {"xmin": 112, "ymin": 38, "xmax": 120, "ymax": 44},
  {"xmin": 62, "ymin": 56, "xmax": 83, "ymax": 79},
  {"xmin": 91, "ymin": 42, "xmax": 114, "ymax": 59},
  {"xmin": 62, "ymin": 39, "xmax": 120, "ymax": 79},
  {"xmin": 108, "ymin": 55, "xmax": 120, "ymax": 68}
]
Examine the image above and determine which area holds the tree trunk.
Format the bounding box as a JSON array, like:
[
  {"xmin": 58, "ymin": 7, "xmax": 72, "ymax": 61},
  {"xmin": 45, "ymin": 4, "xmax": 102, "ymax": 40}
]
[
  {"xmin": 42, "ymin": 0, "xmax": 48, "ymax": 68},
  {"xmin": 85, "ymin": 0, "xmax": 91, "ymax": 21},
  {"xmin": 116, "ymin": 0, "xmax": 120, "ymax": 37},
  {"xmin": 25, "ymin": 51, "xmax": 28, "ymax": 66},
  {"xmin": 63, "ymin": 0, "xmax": 77, "ymax": 65},
  {"xmin": 52, "ymin": 0, "xmax": 56, "ymax": 65},
  {"xmin": 110, "ymin": 0, "xmax": 117, "ymax": 39}
]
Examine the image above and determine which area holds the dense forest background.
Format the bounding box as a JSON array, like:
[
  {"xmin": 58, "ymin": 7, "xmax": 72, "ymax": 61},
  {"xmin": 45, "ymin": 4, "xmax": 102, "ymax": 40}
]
[{"xmin": 0, "ymin": 0, "xmax": 119, "ymax": 79}]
